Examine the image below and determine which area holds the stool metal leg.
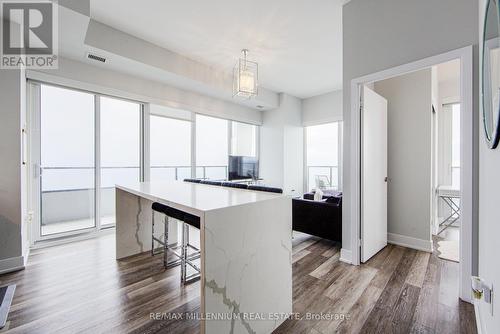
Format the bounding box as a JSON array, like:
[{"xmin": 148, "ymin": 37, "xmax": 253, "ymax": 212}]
[
  {"xmin": 152, "ymin": 210, "xmax": 183, "ymax": 269},
  {"xmin": 151, "ymin": 210, "xmax": 155, "ymax": 256},
  {"xmin": 182, "ymin": 224, "xmax": 201, "ymax": 284},
  {"xmin": 163, "ymin": 215, "xmax": 169, "ymax": 267},
  {"xmin": 181, "ymin": 223, "xmax": 188, "ymax": 283}
]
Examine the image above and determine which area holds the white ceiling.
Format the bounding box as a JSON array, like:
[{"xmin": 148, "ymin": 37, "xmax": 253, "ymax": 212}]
[{"xmin": 89, "ymin": 0, "xmax": 343, "ymax": 99}]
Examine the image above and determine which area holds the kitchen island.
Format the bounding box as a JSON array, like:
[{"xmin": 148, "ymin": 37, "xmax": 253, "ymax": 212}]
[{"xmin": 115, "ymin": 181, "xmax": 292, "ymax": 334}]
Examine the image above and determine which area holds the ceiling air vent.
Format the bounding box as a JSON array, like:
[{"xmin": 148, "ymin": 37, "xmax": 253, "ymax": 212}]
[{"xmin": 86, "ymin": 52, "xmax": 106, "ymax": 63}]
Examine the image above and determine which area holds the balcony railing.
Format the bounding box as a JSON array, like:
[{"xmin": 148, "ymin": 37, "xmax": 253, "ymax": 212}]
[
  {"xmin": 40, "ymin": 165, "xmax": 228, "ymax": 230},
  {"xmin": 41, "ymin": 165, "xmax": 229, "ymax": 191},
  {"xmin": 306, "ymin": 165, "xmax": 340, "ymax": 191}
]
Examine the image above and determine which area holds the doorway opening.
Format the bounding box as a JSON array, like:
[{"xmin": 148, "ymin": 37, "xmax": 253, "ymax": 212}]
[{"xmin": 349, "ymin": 46, "xmax": 474, "ymax": 302}]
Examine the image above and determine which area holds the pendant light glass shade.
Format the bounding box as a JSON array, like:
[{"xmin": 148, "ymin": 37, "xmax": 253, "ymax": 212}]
[{"xmin": 233, "ymin": 49, "xmax": 258, "ymax": 98}]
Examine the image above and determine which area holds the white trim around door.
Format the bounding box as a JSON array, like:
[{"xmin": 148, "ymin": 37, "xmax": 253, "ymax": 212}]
[{"xmin": 348, "ymin": 45, "xmax": 474, "ymax": 303}]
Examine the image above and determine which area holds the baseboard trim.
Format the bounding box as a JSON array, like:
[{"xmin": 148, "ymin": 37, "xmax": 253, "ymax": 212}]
[
  {"xmin": 340, "ymin": 248, "xmax": 352, "ymax": 264},
  {"xmin": 23, "ymin": 245, "xmax": 30, "ymax": 266},
  {"xmin": 473, "ymin": 300, "xmax": 485, "ymax": 334},
  {"xmin": 387, "ymin": 233, "xmax": 433, "ymax": 253},
  {"xmin": 0, "ymin": 256, "xmax": 25, "ymax": 275}
]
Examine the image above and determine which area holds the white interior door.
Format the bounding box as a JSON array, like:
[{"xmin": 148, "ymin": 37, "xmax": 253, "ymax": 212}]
[{"xmin": 361, "ymin": 86, "xmax": 388, "ymax": 263}]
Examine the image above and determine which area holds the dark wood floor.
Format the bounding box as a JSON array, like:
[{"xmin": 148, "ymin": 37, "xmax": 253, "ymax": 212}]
[
  {"xmin": 275, "ymin": 233, "xmax": 476, "ymax": 334},
  {"xmin": 0, "ymin": 233, "xmax": 476, "ymax": 334}
]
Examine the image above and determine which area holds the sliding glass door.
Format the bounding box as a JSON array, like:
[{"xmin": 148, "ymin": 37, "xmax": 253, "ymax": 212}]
[
  {"xmin": 100, "ymin": 96, "xmax": 142, "ymax": 227},
  {"xmin": 33, "ymin": 83, "xmax": 143, "ymax": 240},
  {"xmin": 39, "ymin": 85, "xmax": 96, "ymax": 236}
]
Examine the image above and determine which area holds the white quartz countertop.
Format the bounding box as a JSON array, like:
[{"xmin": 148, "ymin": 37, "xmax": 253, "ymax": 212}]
[{"xmin": 116, "ymin": 181, "xmax": 284, "ymax": 215}]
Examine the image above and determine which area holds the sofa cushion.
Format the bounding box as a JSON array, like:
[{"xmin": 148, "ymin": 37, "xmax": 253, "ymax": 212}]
[
  {"xmin": 292, "ymin": 198, "xmax": 342, "ymax": 242},
  {"xmin": 325, "ymin": 196, "xmax": 342, "ymax": 206}
]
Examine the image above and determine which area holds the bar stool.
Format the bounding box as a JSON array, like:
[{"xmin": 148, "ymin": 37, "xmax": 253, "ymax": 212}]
[
  {"xmin": 181, "ymin": 212, "xmax": 201, "ymax": 284},
  {"xmin": 151, "ymin": 202, "xmax": 201, "ymax": 284},
  {"xmin": 151, "ymin": 202, "xmax": 182, "ymax": 268}
]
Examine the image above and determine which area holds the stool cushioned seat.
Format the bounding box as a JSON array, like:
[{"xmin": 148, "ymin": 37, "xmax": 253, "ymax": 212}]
[
  {"xmin": 152, "ymin": 202, "xmax": 200, "ymax": 229},
  {"xmin": 183, "ymin": 212, "xmax": 200, "ymax": 229}
]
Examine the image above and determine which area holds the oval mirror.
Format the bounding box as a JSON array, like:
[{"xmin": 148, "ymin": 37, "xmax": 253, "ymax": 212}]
[{"xmin": 482, "ymin": 0, "xmax": 500, "ymax": 149}]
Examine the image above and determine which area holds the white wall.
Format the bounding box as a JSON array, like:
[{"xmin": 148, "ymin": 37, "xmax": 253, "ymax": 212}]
[
  {"xmin": 439, "ymin": 79, "xmax": 460, "ymax": 102},
  {"xmin": 28, "ymin": 57, "xmax": 263, "ymax": 125},
  {"xmin": 374, "ymin": 69, "xmax": 432, "ymax": 244},
  {"xmin": 342, "ymin": 0, "xmax": 478, "ymax": 261},
  {"xmin": 0, "ymin": 68, "xmax": 27, "ymax": 274},
  {"xmin": 478, "ymin": 0, "xmax": 500, "ymax": 332},
  {"xmin": 302, "ymin": 90, "xmax": 343, "ymax": 126},
  {"xmin": 260, "ymin": 93, "xmax": 303, "ymax": 195}
]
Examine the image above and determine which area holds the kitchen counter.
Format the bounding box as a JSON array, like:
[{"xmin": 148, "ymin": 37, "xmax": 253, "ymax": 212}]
[{"xmin": 115, "ymin": 181, "xmax": 292, "ymax": 334}]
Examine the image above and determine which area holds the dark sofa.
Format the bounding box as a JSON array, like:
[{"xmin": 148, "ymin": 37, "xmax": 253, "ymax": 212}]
[{"xmin": 292, "ymin": 192, "xmax": 342, "ymax": 242}]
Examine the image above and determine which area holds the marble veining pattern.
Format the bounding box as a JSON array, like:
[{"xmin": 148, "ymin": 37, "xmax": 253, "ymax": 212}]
[
  {"xmin": 135, "ymin": 196, "xmax": 144, "ymax": 253},
  {"xmin": 203, "ymin": 196, "xmax": 292, "ymax": 334},
  {"xmin": 204, "ymin": 278, "xmax": 256, "ymax": 334}
]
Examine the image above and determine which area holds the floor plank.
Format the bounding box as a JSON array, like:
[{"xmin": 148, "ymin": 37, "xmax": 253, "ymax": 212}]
[
  {"xmin": 359, "ymin": 248, "xmax": 417, "ymax": 334},
  {"xmin": 410, "ymin": 252, "xmax": 442, "ymax": 333},
  {"xmin": 390, "ymin": 283, "xmax": 421, "ymax": 333},
  {"xmin": 406, "ymin": 251, "xmax": 431, "ymax": 288}
]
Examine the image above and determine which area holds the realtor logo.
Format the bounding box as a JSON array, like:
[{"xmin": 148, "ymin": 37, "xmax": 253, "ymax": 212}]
[{"xmin": 1, "ymin": 0, "xmax": 58, "ymax": 68}]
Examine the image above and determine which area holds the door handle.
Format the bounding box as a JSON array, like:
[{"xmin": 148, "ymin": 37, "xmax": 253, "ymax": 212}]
[{"xmin": 384, "ymin": 177, "xmax": 389, "ymax": 182}]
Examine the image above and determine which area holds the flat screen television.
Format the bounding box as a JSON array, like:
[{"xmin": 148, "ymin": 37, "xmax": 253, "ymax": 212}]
[{"xmin": 228, "ymin": 156, "xmax": 259, "ymax": 181}]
